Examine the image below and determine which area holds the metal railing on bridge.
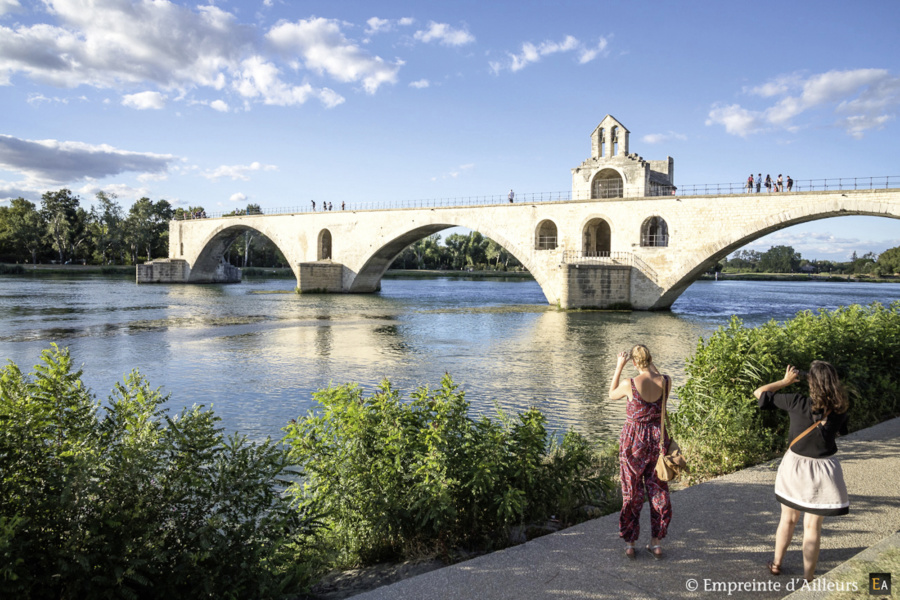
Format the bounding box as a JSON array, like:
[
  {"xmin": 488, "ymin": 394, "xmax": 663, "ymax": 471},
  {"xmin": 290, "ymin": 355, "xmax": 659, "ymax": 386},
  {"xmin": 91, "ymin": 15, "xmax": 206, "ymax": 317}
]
[
  {"xmin": 561, "ymin": 251, "xmax": 658, "ymax": 280},
  {"xmin": 172, "ymin": 175, "xmax": 900, "ymax": 220}
]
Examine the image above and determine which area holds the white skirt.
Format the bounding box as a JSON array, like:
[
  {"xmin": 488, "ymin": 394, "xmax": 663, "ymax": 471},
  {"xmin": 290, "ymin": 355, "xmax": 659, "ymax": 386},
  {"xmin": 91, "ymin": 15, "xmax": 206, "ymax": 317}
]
[{"xmin": 774, "ymin": 448, "xmax": 849, "ymax": 516}]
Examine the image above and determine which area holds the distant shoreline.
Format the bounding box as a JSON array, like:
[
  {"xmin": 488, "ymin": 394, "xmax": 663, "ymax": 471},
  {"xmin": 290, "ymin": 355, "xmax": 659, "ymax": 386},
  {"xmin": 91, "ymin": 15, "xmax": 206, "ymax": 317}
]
[
  {"xmin": 4, "ymin": 264, "xmax": 895, "ymax": 285},
  {"xmin": 701, "ymin": 272, "xmax": 900, "ymax": 283}
]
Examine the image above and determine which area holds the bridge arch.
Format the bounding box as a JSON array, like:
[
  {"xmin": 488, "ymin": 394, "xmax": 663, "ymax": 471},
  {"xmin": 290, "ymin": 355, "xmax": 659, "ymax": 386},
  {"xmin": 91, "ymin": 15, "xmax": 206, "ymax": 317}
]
[
  {"xmin": 187, "ymin": 220, "xmax": 296, "ymax": 282},
  {"xmin": 652, "ymin": 201, "xmax": 900, "ymax": 309},
  {"xmin": 347, "ymin": 220, "xmax": 556, "ymax": 303}
]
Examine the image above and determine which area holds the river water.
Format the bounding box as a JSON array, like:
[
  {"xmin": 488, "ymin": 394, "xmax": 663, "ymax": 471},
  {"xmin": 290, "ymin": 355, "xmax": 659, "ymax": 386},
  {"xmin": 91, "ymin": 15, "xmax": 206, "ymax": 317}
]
[{"xmin": 1, "ymin": 275, "xmax": 898, "ymax": 442}]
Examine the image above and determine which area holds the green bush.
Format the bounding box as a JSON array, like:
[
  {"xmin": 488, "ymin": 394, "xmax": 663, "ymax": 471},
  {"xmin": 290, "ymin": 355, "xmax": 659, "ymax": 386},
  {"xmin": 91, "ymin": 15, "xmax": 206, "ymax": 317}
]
[
  {"xmin": 284, "ymin": 375, "xmax": 616, "ymax": 566},
  {"xmin": 672, "ymin": 302, "xmax": 900, "ymax": 481},
  {"xmin": 0, "ymin": 345, "xmax": 318, "ymax": 600}
]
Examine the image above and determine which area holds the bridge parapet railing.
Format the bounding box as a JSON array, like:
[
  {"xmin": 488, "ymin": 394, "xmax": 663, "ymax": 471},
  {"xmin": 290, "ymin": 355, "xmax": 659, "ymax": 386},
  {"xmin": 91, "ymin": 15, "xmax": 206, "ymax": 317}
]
[
  {"xmin": 171, "ymin": 175, "xmax": 900, "ymax": 220},
  {"xmin": 562, "ymin": 251, "xmax": 658, "ymax": 281}
]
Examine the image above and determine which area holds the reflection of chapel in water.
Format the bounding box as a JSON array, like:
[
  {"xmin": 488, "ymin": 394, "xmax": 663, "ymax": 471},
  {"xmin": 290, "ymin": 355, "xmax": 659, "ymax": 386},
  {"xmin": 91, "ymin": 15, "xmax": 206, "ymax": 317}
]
[{"xmin": 570, "ymin": 115, "xmax": 675, "ymax": 253}]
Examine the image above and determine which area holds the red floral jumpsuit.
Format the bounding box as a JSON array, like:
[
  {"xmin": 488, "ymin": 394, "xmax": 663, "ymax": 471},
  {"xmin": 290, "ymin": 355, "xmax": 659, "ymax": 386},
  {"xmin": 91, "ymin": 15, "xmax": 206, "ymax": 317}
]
[{"xmin": 618, "ymin": 376, "xmax": 672, "ymax": 543}]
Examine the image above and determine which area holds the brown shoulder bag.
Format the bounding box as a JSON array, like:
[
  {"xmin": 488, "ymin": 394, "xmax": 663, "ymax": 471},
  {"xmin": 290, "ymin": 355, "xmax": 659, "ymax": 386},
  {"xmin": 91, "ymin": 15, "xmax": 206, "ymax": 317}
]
[{"xmin": 655, "ymin": 375, "xmax": 690, "ymax": 482}]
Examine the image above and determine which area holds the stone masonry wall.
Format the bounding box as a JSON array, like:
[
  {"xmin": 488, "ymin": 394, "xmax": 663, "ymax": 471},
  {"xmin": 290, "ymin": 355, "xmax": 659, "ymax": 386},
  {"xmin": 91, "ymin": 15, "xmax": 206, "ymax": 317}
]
[
  {"xmin": 297, "ymin": 262, "xmax": 343, "ymax": 293},
  {"xmin": 560, "ymin": 264, "xmax": 631, "ymax": 309},
  {"xmin": 136, "ymin": 258, "xmax": 188, "ymax": 283}
]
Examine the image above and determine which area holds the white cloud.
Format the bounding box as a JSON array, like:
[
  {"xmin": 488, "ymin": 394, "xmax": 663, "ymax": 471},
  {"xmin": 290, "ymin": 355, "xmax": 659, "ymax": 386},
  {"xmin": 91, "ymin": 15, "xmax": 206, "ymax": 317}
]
[
  {"xmin": 705, "ymin": 103, "xmax": 765, "ymax": 137},
  {"xmin": 210, "ymin": 99, "xmax": 229, "ymax": 112},
  {"xmin": 122, "ymin": 91, "xmax": 166, "ymax": 110},
  {"xmin": 490, "ymin": 36, "xmax": 607, "ymax": 74},
  {"xmin": 413, "ymin": 21, "xmax": 475, "ymax": 47},
  {"xmin": 709, "ymin": 69, "xmax": 900, "ymax": 138},
  {"xmin": 202, "ymin": 161, "xmax": 277, "ymax": 181},
  {"xmin": 0, "ymin": 0, "xmax": 21, "ymax": 17},
  {"xmin": 267, "ymin": 17, "xmax": 401, "ymax": 94},
  {"xmin": 0, "ymin": 134, "xmax": 176, "ymax": 185},
  {"xmin": 0, "ymin": 2, "xmax": 398, "ymax": 108},
  {"xmin": 365, "ymin": 17, "xmax": 391, "ymax": 35},
  {"xmin": 409, "ymin": 79, "xmax": 429, "ymax": 89},
  {"xmin": 641, "ymin": 132, "xmax": 687, "ymax": 145},
  {"xmin": 230, "ymin": 192, "xmax": 247, "ymax": 203}
]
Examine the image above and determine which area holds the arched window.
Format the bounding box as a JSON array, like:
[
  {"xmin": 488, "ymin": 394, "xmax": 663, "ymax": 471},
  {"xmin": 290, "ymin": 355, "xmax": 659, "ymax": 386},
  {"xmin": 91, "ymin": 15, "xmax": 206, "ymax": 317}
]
[
  {"xmin": 611, "ymin": 126, "xmax": 619, "ymax": 156},
  {"xmin": 592, "ymin": 169, "xmax": 623, "ymax": 199},
  {"xmin": 535, "ymin": 220, "xmax": 558, "ymax": 250},
  {"xmin": 599, "ymin": 127, "xmax": 605, "ymax": 157},
  {"xmin": 641, "ymin": 217, "xmax": 668, "ymax": 247},
  {"xmin": 582, "ymin": 218, "xmax": 611, "ymax": 256},
  {"xmin": 318, "ymin": 229, "xmax": 332, "ymax": 260}
]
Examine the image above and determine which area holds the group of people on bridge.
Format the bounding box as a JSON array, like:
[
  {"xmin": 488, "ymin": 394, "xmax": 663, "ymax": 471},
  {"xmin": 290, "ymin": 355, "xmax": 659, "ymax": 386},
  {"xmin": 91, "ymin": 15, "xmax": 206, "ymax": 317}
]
[
  {"xmin": 311, "ymin": 201, "xmax": 345, "ymax": 212},
  {"xmin": 747, "ymin": 173, "xmax": 793, "ymax": 193}
]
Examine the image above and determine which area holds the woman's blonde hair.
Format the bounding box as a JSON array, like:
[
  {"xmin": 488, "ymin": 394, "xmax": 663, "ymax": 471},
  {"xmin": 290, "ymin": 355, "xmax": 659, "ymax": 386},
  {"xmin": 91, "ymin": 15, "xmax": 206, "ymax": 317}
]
[
  {"xmin": 808, "ymin": 360, "xmax": 849, "ymax": 414},
  {"xmin": 630, "ymin": 344, "xmax": 652, "ymax": 369}
]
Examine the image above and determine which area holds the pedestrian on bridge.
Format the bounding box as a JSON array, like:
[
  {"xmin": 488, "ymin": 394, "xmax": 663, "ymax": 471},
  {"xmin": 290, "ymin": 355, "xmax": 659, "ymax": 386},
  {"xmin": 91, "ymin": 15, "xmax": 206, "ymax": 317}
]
[
  {"xmin": 747, "ymin": 174, "xmax": 754, "ymax": 193},
  {"xmin": 777, "ymin": 174, "xmax": 784, "ymax": 192},
  {"xmin": 765, "ymin": 174, "xmax": 773, "ymax": 192},
  {"xmin": 311, "ymin": 200, "xmax": 315, "ymax": 211},
  {"xmin": 787, "ymin": 175, "xmax": 794, "ymax": 191},
  {"xmin": 508, "ymin": 189, "xmax": 515, "ymax": 203},
  {"xmin": 753, "ymin": 361, "xmax": 849, "ymax": 583},
  {"xmin": 756, "ymin": 174, "xmax": 762, "ymax": 193},
  {"xmin": 609, "ymin": 345, "xmax": 673, "ymax": 560}
]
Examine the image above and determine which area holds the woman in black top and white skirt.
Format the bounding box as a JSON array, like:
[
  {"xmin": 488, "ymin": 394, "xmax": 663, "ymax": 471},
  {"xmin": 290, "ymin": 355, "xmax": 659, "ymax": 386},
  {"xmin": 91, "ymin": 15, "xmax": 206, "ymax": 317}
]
[{"xmin": 753, "ymin": 361, "xmax": 849, "ymax": 582}]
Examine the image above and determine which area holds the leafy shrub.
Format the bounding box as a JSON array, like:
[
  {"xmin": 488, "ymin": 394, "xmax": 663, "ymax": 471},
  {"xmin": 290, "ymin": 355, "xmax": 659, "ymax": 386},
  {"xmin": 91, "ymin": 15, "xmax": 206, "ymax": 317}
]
[
  {"xmin": 284, "ymin": 375, "xmax": 616, "ymax": 566},
  {"xmin": 0, "ymin": 345, "xmax": 318, "ymax": 600},
  {"xmin": 672, "ymin": 302, "xmax": 900, "ymax": 481}
]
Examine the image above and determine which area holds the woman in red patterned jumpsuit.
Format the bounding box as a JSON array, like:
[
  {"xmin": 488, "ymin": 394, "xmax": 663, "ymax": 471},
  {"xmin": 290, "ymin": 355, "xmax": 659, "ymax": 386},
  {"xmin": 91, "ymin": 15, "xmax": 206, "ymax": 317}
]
[{"xmin": 608, "ymin": 344, "xmax": 673, "ymax": 560}]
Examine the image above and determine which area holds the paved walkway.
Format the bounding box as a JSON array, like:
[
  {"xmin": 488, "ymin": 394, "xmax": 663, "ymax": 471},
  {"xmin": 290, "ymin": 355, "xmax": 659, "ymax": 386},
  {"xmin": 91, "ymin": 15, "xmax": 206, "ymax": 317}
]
[{"xmin": 356, "ymin": 417, "xmax": 900, "ymax": 599}]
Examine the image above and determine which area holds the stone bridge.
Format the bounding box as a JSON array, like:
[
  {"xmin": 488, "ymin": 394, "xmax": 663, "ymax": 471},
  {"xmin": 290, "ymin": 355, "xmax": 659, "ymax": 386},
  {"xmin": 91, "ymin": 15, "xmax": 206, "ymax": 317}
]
[{"xmin": 150, "ymin": 187, "xmax": 900, "ymax": 310}]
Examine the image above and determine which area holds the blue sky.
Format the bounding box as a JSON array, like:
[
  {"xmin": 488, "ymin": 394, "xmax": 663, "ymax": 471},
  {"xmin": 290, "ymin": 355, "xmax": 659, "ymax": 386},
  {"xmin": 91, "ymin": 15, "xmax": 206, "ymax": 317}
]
[{"xmin": 1, "ymin": 0, "xmax": 899, "ymax": 261}]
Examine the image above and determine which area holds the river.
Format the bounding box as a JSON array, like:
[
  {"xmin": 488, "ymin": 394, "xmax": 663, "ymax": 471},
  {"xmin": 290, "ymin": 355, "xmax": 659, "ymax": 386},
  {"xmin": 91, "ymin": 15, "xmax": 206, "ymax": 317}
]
[{"xmin": 1, "ymin": 274, "xmax": 898, "ymax": 442}]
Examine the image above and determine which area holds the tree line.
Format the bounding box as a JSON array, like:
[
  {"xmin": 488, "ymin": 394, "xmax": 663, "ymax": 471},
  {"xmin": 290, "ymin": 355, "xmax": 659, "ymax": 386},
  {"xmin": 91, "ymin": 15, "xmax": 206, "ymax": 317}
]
[
  {"xmin": 390, "ymin": 231, "xmax": 523, "ymax": 271},
  {"xmin": 0, "ymin": 190, "xmax": 288, "ymax": 268},
  {"xmin": 723, "ymin": 245, "xmax": 900, "ymax": 276}
]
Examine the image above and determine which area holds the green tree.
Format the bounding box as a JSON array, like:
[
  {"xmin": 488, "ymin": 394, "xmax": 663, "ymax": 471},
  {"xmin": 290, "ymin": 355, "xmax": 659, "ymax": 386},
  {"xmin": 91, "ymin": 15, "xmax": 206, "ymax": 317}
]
[
  {"xmin": 40, "ymin": 189, "xmax": 82, "ymax": 264},
  {"xmin": 89, "ymin": 192, "xmax": 124, "ymax": 265},
  {"xmin": 0, "ymin": 198, "xmax": 45, "ymax": 264},
  {"xmin": 124, "ymin": 198, "xmax": 173, "ymax": 263},
  {"xmin": 878, "ymin": 246, "xmax": 900, "ymax": 275},
  {"xmin": 758, "ymin": 245, "xmax": 801, "ymax": 273}
]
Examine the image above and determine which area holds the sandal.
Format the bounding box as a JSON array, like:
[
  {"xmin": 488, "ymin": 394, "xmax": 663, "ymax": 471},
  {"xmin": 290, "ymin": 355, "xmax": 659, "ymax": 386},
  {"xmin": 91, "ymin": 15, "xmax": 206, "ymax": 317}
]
[
  {"xmin": 766, "ymin": 560, "xmax": 781, "ymax": 575},
  {"xmin": 625, "ymin": 546, "xmax": 636, "ymax": 560},
  {"xmin": 646, "ymin": 545, "xmax": 663, "ymax": 560}
]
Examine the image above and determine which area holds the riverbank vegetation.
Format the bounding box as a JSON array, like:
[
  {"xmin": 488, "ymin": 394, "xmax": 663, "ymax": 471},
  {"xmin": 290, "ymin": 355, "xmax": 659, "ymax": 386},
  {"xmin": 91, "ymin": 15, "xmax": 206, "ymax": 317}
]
[
  {"xmin": 0, "ymin": 345, "xmax": 318, "ymax": 599},
  {"xmin": 283, "ymin": 376, "xmax": 618, "ymax": 567},
  {"xmin": 671, "ymin": 302, "xmax": 900, "ymax": 482},
  {"xmin": 720, "ymin": 245, "xmax": 900, "ymax": 277},
  {"xmin": 0, "ymin": 348, "xmax": 617, "ymax": 598}
]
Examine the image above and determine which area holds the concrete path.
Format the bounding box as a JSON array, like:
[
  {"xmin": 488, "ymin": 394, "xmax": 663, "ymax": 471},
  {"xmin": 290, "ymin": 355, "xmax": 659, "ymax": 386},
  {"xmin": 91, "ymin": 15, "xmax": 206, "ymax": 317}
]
[{"xmin": 355, "ymin": 417, "xmax": 900, "ymax": 599}]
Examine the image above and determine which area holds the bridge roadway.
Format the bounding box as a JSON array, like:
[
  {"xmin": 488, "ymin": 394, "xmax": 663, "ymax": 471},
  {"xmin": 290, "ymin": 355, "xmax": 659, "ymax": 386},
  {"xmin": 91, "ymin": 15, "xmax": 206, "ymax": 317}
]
[{"xmin": 161, "ymin": 188, "xmax": 900, "ymax": 310}]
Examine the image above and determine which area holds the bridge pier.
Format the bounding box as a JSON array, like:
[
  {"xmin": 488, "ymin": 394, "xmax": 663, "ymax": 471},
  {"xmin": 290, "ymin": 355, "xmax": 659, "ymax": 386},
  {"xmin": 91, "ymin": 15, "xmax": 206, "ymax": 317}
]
[
  {"xmin": 558, "ymin": 264, "xmax": 632, "ymax": 309},
  {"xmin": 296, "ymin": 261, "xmax": 344, "ymax": 293}
]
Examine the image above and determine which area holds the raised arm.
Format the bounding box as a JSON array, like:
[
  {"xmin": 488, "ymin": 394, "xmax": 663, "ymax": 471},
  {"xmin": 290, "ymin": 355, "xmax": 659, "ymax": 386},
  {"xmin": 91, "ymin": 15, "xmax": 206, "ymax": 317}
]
[
  {"xmin": 608, "ymin": 351, "xmax": 632, "ymax": 400},
  {"xmin": 753, "ymin": 365, "xmax": 801, "ymax": 399}
]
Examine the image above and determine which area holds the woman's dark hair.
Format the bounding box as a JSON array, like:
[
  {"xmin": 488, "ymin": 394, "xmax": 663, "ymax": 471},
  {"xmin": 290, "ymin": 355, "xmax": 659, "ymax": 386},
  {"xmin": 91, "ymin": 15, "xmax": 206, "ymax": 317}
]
[{"xmin": 807, "ymin": 360, "xmax": 848, "ymax": 414}]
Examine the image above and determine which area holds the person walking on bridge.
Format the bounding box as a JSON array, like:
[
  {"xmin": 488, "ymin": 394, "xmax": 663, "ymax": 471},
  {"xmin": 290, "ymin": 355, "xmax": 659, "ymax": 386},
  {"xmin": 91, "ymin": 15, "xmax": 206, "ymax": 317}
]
[
  {"xmin": 508, "ymin": 189, "xmax": 515, "ymax": 203},
  {"xmin": 609, "ymin": 345, "xmax": 673, "ymax": 560},
  {"xmin": 754, "ymin": 361, "xmax": 850, "ymax": 582},
  {"xmin": 756, "ymin": 174, "xmax": 762, "ymax": 193}
]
